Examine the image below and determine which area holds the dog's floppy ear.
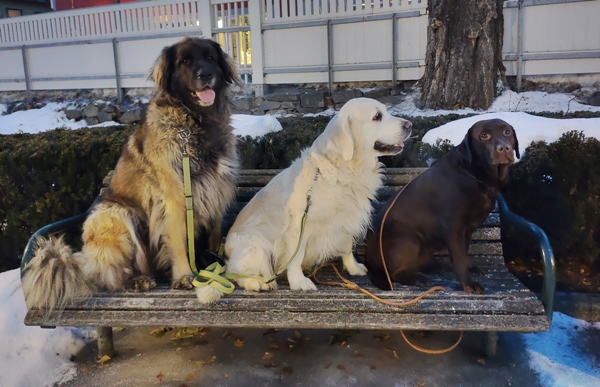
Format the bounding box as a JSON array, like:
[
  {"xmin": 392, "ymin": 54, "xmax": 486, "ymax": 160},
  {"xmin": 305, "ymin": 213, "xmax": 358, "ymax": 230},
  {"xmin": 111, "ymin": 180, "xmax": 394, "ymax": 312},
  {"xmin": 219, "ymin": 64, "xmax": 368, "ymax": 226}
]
[
  {"xmin": 457, "ymin": 126, "xmax": 473, "ymax": 164},
  {"xmin": 209, "ymin": 40, "xmax": 242, "ymax": 86},
  {"xmin": 150, "ymin": 45, "xmax": 175, "ymax": 95},
  {"xmin": 511, "ymin": 126, "xmax": 520, "ymax": 159},
  {"xmin": 315, "ymin": 112, "xmax": 355, "ymax": 161}
]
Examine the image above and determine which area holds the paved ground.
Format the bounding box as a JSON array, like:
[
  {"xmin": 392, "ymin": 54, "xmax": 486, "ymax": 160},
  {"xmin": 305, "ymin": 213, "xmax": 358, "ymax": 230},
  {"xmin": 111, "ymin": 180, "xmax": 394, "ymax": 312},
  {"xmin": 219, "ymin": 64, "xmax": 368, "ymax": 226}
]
[{"xmin": 63, "ymin": 326, "xmax": 548, "ymax": 387}]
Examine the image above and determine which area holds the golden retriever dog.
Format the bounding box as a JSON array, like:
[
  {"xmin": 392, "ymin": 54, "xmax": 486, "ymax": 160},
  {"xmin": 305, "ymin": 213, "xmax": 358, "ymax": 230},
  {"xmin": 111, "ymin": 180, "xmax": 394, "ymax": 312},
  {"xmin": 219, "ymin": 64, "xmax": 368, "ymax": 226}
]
[
  {"xmin": 22, "ymin": 37, "xmax": 240, "ymax": 310},
  {"xmin": 196, "ymin": 98, "xmax": 412, "ymax": 303}
]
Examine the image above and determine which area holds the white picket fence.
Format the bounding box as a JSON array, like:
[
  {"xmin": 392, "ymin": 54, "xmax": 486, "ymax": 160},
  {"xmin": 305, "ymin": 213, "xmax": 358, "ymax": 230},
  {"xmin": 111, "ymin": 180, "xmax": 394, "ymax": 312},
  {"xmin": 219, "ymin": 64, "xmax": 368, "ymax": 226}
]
[{"xmin": 0, "ymin": 0, "xmax": 599, "ymax": 98}]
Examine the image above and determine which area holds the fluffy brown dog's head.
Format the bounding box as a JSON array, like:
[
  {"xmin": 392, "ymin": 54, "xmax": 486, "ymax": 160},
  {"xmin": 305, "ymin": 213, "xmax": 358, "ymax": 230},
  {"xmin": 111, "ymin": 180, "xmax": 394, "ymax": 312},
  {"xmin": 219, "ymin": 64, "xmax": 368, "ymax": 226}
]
[
  {"xmin": 458, "ymin": 118, "xmax": 520, "ymax": 185},
  {"xmin": 151, "ymin": 37, "xmax": 239, "ymax": 110}
]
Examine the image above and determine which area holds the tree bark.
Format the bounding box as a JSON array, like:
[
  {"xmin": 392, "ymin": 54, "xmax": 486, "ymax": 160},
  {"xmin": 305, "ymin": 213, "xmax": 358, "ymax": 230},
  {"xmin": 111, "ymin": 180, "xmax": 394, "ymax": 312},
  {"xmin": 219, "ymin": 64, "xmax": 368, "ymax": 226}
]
[{"xmin": 419, "ymin": 0, "xmax": 505, "ymax": 110}]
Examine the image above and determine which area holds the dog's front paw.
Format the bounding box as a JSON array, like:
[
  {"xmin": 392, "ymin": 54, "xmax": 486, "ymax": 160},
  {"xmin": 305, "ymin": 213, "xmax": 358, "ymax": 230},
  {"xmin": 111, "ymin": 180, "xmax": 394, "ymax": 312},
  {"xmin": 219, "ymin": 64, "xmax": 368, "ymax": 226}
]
[
  {"xmin": 468, "ymin": 266, "xmax": 483, "ymax": 276},
  {"xmin": 171, "ymin": 275, "xmax": 194, "ymax": 290},
  {"xmin": 236, "ymin": 277, "xmax": 275, "ymax": 292},
  {"xmin": 129, "ymin": 275, "xmax": 157, "ymax": 292},
  {"xmin": 289, "ymin": 276, "xmax": 317, "ymax": 291},
  {"xmin": 462, "ymin": 281, "xmax": 484, "ymax": 294},
  {"xmin": 345, "ymin": 262, "xmax": 368, "ymax": 276}
]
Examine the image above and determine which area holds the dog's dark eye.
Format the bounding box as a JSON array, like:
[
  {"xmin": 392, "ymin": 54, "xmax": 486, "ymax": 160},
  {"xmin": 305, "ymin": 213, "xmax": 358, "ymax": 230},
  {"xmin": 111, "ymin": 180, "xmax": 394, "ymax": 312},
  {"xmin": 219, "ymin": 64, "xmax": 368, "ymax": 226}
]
[
  {"xmin": 504, "ymin": 129, "xmax": 512, "ymax": 136},
  {"xmin": 373, "ymin": 111, "xmax": 382, "ymax": 121},
  {"xmin": 207, "ymin": 55, "xmax": 214, "ymax": 61},
  {"xmin": 480, "ymin": 133, "xmax": 490, "ymax": 140},
  {"xmin": 181, "ymin": 58, "xmax": 191, "ymax": 65}
]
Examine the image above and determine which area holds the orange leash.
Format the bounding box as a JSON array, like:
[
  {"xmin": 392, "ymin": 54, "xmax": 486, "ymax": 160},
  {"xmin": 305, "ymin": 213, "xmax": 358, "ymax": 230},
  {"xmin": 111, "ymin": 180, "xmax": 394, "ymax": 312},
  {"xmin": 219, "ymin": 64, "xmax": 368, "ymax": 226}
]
[
  {"xmin": 312, "ymin": 263, "xmax": 462, "ymax": 355},
  {"xmin": 312, "ymin": 178, "xmax": 463, "ymax": 355}
]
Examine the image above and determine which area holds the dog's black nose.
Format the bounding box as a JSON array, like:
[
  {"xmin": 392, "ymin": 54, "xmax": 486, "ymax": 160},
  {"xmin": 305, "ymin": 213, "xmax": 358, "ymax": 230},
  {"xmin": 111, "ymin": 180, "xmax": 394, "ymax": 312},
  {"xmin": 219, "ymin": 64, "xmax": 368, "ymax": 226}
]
[
  {"xmin": 497, "ymin": 144, "xmax": 512, "ymax": 153},
  {"xmin": 198, "ymin": 69, "xmax": 214, "ymax": 81},
  {"xmin": 403, "ymin": 121, "xmax": 412, "ymax": 131}
]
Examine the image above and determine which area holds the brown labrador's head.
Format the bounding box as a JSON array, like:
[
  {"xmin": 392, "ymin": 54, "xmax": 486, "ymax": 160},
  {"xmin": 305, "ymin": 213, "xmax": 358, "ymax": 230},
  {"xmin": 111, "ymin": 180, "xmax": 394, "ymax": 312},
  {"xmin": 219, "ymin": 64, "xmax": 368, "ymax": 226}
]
[
  {"xmin": 150, "ymin": 37, "xmax": 239, "ymax": 109},
  {"xmin": 458, "ymin": 119, "xmax": 520, "ymax": 184}
]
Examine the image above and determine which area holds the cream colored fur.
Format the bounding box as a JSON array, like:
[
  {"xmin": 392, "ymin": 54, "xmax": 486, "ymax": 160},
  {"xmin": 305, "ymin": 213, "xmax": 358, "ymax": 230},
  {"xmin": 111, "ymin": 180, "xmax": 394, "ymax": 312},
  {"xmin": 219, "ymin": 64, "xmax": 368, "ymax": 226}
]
[{"xmin": 197, "ymin": 98, "xmax": 411, "ymax": 303}]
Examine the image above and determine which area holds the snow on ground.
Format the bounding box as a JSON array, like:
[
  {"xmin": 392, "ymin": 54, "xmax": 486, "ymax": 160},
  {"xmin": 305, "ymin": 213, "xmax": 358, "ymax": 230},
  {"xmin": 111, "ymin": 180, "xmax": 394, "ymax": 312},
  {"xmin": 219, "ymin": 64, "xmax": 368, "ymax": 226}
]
[
  {"xmin": 422, "ymin": 112, "xmax": 600, "ymax": 158},
  {"xmin": 0, "ymin": 103, "xmax": 120, "ymax": 135},
  {"xmin": 0, "ymin": 269, "xmax": 95, "ymax": 387},
  {"xmin": 391, "ymin": 89, "xmax": 600, "ymax": 117},
  {"xmin": 231, "ymin": 114, "xmax": 282, "ymax": 138},
  {"xmin": 522, "ymin": 312, "xmax": 600, "ymax": 387}
]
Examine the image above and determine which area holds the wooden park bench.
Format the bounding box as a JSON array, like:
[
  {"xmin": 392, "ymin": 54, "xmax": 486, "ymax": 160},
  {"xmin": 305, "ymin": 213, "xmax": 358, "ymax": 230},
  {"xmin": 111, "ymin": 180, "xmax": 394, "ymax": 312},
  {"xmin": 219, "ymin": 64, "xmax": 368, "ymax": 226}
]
[{"xmin": 20, "ymin": 168, "xmax": 556, "ymax": 358}]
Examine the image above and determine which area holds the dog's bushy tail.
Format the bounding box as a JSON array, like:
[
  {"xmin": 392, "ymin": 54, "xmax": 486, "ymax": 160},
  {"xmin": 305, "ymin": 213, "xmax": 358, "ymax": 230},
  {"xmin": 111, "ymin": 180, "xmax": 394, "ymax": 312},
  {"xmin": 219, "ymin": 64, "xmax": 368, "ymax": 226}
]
[{"xmin": 21, "ymin": 236, "xmax": 97, "ymax": 311}]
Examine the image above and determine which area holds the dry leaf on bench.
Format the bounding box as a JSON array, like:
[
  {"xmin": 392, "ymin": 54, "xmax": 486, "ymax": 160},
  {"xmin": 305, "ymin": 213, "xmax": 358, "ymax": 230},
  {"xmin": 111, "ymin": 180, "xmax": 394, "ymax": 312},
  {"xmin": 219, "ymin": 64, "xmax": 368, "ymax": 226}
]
[
  {"xmin": 207, "ymin": 355, "xmax": 217, "ymax": 364},
  {"xmin": 337, "ymin": 365, "xmax": 347, "ymax": 371},
  {"xmin": 234, "ymin": 338, "xmax": 244, "ymax": 347},
  {"xmin": 156, "ymin": 373, "xmax": 164, "ymax": 382},
  {"xmin": 262, "ymin": 352, "xmax": 272, "ymax": 360},
  {"xmin": 323, "ymin": 363, "xmax": 332, "ymax": 369},
  {"xmin": 393, "ymin": 350, "xmax": 400, "ymax": 360}
]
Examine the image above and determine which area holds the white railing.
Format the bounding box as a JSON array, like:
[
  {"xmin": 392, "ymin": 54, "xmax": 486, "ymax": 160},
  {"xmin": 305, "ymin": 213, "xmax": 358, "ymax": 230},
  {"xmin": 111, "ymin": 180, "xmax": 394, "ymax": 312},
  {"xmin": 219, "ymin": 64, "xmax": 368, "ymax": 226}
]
[
  {"xmin": 0, "ymin": 0, "xmax": 207, "ymax": 46},
  {"xmin": 262, "ymin": 0, "xmax": 424, "ymax": 23}
]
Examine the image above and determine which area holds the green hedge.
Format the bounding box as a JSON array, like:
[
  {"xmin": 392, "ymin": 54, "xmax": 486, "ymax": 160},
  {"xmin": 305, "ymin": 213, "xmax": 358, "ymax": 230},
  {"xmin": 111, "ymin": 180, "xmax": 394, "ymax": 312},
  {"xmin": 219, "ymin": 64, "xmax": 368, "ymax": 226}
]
[{"xmin": 2, "ymin": 113, "xmax": 599, "ymax": 274}]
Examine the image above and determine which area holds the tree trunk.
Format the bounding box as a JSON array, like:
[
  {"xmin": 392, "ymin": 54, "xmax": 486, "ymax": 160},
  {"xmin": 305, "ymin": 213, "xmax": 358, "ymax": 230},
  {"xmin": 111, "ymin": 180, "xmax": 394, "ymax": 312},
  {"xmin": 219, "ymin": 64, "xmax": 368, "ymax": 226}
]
[{"xmin": 420, "ymin": 0, "xmax": 505, "ymax": 110}]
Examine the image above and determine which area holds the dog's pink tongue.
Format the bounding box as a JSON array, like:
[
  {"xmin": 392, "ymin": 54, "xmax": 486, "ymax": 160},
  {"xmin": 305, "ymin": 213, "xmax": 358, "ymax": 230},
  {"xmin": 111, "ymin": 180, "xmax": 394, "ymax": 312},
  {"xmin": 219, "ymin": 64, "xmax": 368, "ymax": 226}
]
[{"xmin": 196, "ymin": 88, "xmax": 215, "ymax": 104}]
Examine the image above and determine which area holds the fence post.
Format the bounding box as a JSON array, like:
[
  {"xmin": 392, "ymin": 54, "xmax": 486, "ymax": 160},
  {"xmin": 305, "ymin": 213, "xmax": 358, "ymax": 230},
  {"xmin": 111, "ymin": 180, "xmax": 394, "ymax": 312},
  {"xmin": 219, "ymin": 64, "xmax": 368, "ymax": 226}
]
[
  {"xmin": 248, "ymin": 0, "xmax": 264, "ymax": 97},
  {"xmin": 198, "ymin": 0, "xmax": 213, "ymax": 38},
  {"xmin": 392, "ymin": 14, "xmax": 398, "ymax": 93},
  {"xmin": 516, "ymin": 0, "xmax": 524, "ymax": 92},
  {"xmin": 112, "ymin": 38, "xmax": 123, "ymax": 105},
  {"xmin": 21, "ymin": 45, "xmax": 32, "ymax": 106},
  {"xmin": 327, "ymin": 19, "xmax": 333, "ymax": 95}
]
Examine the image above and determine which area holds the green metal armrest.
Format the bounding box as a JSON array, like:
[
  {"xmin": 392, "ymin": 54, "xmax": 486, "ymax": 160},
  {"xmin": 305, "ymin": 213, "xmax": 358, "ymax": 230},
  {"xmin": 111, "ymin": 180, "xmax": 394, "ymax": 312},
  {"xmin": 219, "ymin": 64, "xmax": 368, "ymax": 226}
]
[{"xmin": 497, "ymin": 192, "xmax": 556, "ymax": 322}]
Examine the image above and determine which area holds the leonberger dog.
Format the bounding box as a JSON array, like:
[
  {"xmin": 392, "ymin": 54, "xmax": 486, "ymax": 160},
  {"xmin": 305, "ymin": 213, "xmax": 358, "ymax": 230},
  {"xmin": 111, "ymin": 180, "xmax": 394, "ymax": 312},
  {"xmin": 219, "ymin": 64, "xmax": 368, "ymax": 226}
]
[{"xmin": 22, "ymin": 37, "xmax": 240, "ymax": 310}]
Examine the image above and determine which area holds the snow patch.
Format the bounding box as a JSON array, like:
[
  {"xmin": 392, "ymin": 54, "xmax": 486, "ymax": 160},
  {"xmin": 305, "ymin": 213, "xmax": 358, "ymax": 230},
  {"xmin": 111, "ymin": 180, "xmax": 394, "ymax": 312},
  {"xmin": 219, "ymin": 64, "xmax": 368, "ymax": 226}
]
[
  {"xmin": 0, "ymin": 269, "xmax": 96, "ymax": 387},
  {"xmin": 231, "ymin": 114, "xmax": 283, "ymax": 138},
  {"xmin": 421, "ymin": 112, "xmax": 600, "ymax": 158},
  {"xmin": 390, "ymin": 89, "xmax": 600, "ymax": 117},
  {"xmin": 522, "ymin": 312, "xmax": 600, "ymax": 387},
  {"xmin": 0, "ymin": 102, "xmax": 120, "ymax": 135}
]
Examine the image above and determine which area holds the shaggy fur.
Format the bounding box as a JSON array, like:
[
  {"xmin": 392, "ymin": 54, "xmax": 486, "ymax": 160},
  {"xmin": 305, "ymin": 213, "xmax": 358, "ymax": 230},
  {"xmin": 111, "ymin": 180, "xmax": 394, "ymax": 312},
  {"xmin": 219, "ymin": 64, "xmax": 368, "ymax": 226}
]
[
  {"xmin": 22, "ymin": 37, "xmax": 240, "ymax": 310},
  {"xmin": 197, "ymin": 98, "xmax": 412, "ymax": 304}
]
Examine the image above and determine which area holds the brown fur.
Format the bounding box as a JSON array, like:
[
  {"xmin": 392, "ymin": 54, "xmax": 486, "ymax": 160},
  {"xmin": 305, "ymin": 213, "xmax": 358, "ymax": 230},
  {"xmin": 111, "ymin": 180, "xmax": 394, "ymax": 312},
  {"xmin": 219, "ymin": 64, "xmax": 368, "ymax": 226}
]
[{"xmin": 22, "ymin": 37, "xmax": 240, "ymax": 310}]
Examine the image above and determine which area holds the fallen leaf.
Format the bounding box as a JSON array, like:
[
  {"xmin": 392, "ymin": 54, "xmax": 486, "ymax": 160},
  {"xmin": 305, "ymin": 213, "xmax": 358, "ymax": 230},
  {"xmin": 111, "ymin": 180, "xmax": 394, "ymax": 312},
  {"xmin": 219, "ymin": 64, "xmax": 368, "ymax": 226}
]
[
  {"xmin": 157, "ymin": 373, "xmax": 164, "ymax": 382},
  {"xmin": 283, "ymin": 366, "xmax": 293, "ymax": 374},
  {"xmin": 353, "ymin": 350, "xmax": 362, "ymax": 357},
  {"xmin": 268, "ymin": 343, "xmax": 280, "ymax": 350},
  {"xmin": 207, "ymin": 355, "xmax": 217, "ymax": 364},
  {"xmin": 341, "ymin": 341, "xmax": 348, "ymax": 346},
  {"xmin": 374, "ymin": 333, "xmax": 392, "ymax": 341},
  {"xmin": 171, "ymin": 328, "xmax": 199, "ymax": 341},
  {"xmin": 175, "ymin": 347, "xmax": 182, "ymax": 352},
  {"xmin": 323, "ymin": 363, "xmax": 332, "ymax": 369},
  {"xmin": 262, "ymin": 352, "xmax": 272, "ymax": 360},
  {"xmin": 477, "ymin": 358, "xmax": 486, "ymax": 365},
  {"xmin": 114, "ymin": 327, "xmax": 126, "ymax": 332},
  {"xmin": 196, "ymin": 360, "xmax": 206, "ymax": 366},
  {"xmin": 383, "ymin": 346, "xmax": 393, "ymax": 352},
  {"xmin": 337, "ymin": 365, "xmax": 347, "ymax": 371},
  {"xmin": 224, "ymin": 373, "xmax": 228, "ymax": 378},
  {"xmin": 234, "ymin": 338, "xmax": 244, "ymax": 347},
  {"xmin": 393, "ymin": 350, "xmax": 400, "ymax": 360},
  {"xmin": 287, "ymin": 337, "xmax": 299, "ymax": 344},
  {"xmin": 185, "ymin": 373, "xmax": 194, "ymax": 381},
  {"xmin": 417, "ymin": 382, "xmax": 425, "ymax": 387},
  {"xmin": 263, "ymin": 362, "xmax": 277, "ymax": 368},
  {"xmin": 150, "ymin": 327, "xmax": 170, "ymax": 338},
  {"xmin": 96, "ymin": 355, "xmax": 111, "ymax": 364},
  {"xmin": 221, "ymin": 330, "xmax": 231, "ymax": 338},
  {"xmin": 295, "ymin": 330, "xmax": 302, "ymax": 339},
  {"xmin": 80, "ymin": 366, "xmax": 88, "ymax": 372}
]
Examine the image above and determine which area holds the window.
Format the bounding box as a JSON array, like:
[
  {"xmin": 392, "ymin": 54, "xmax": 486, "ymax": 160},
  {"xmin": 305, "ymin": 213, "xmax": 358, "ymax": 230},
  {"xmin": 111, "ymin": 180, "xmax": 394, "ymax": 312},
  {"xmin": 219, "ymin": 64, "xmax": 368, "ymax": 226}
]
[{"xmin": 7, "ymin": 8, "xmax": 22, "ymax": 18}]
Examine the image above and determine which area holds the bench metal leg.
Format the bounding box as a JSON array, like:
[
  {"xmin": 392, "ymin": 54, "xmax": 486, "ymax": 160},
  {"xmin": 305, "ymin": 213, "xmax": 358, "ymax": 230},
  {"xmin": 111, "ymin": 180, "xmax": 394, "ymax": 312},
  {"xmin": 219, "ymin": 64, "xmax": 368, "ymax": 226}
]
[
  {"xmin": 484, "ymin": 331, "xmax": 497, "ymax": 358},
  {"xmin": 97, "ymin": 327, "xmax": 116, "ymax": 359}
]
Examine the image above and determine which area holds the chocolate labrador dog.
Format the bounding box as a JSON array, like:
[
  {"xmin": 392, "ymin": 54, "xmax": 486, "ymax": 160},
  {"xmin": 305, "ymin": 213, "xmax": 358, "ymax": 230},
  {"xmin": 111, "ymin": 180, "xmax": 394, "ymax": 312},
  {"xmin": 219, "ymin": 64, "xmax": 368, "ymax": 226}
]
[{"xmin": 363, "ymin": 118, "xmax": 519, "ymax": 294}]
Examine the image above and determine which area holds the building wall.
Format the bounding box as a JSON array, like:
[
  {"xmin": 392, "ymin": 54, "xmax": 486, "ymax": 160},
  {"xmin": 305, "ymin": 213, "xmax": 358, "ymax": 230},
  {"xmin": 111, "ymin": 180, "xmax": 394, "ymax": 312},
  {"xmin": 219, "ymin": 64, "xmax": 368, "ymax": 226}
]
[{"xmin": 0, "ymin": 0, "xmax": 52, "ymax": 18}]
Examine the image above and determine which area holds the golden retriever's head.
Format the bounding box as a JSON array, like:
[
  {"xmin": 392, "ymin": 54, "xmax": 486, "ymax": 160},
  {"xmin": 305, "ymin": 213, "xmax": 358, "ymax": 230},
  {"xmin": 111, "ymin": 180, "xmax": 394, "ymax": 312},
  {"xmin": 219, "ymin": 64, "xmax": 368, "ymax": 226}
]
[
  {"xmin": 150, "ymin": 37, "xmax": 240, "ymax": 109},
  {"xmin": 315, "ymin": 98, "xmax": 412, "ymax": 161}
]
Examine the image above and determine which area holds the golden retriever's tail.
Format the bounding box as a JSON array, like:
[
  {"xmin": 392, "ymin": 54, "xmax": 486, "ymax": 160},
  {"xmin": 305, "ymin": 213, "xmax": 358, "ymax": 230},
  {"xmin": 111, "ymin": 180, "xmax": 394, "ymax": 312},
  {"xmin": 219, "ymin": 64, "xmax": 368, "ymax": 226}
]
[
  {"xmin": 21, "ymin": 236, "xmax": 97, "ymax": 311},
  {"xmin": 195, "ymin": 285, "xmax": 224, "ymax": 304}
]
